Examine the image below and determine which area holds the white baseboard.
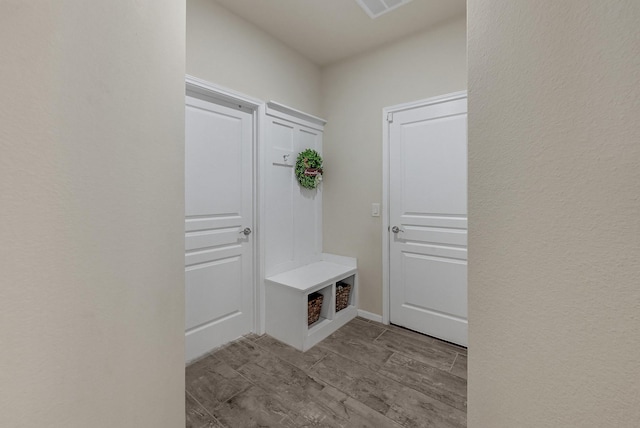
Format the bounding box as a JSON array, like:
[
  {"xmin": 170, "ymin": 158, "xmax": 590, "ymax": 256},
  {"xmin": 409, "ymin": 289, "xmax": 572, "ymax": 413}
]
[{"xmin": 357, "ymin": 309, "xmax": 383, "ymax": 324}]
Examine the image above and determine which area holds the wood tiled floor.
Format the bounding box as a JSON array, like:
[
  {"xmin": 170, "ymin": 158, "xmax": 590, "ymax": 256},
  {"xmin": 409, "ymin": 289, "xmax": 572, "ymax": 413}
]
[{"xmin": 186, "ymin": 318, "xmax": 467, "ymax": 428}]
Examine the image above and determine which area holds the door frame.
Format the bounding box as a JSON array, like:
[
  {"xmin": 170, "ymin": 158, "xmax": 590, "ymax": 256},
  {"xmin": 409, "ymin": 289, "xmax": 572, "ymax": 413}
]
[
  {"xmin": 381, "ymin": 90, "xmax": 468, "ymax": 325},
  {"xmin": 185, "ymin": 74, "xmax": 266, "ymax": 336}
]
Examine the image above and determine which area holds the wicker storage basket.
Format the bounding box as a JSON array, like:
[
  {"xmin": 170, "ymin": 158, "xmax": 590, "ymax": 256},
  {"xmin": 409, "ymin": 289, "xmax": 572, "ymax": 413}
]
[
  {"xmin": 307, "ymin": 292, "xmax": 324, "ymax": 326},
  {"xmin": 335, "ymin": 282, "xmax": 352, "ymax": 312}
]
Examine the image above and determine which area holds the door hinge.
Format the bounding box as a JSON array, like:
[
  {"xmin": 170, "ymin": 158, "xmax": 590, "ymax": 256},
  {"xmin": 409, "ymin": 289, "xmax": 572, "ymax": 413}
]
[{"xmin": 387, "ymin": 112, "xmax": 393, "ymax": 123}]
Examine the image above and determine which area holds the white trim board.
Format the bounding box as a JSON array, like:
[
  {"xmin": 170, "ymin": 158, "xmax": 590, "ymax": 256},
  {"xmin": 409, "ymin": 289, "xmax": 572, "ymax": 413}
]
[
  {"xmin": 266, "ymin": 101, "xmax": 327, "ymax": 130},
  {"xmin": 357, "ymin": 310, "xmax": 383, "ymax": 324},
  {"xmin": 185, "ymin": 75, "xmax": 267, "ymax": 337},
  {"xmin": 381, "ymin": 90, "xmax": 468, "ymax": 326},
  {"xmin": 186, "ymin": 75, "xmax": 263, "ymax": 109}
]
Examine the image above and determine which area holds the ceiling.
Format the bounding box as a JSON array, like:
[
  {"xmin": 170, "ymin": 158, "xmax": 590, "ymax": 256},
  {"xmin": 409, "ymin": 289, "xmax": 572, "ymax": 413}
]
[{"xmin": 214, "ymin": 0, "xmax": 466, "ymax": 66}]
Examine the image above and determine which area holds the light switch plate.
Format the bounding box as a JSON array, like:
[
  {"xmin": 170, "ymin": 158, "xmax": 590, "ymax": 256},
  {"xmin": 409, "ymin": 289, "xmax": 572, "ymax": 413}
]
[{"xmin": 371, "ymin": 203, "xmax": 380, "ymax": 217}]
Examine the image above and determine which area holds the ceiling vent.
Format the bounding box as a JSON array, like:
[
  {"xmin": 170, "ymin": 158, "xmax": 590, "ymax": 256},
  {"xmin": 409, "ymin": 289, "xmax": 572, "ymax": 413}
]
[{"xmin": 355, "ymin": 0, "xmax": 414, "ymax": 19}]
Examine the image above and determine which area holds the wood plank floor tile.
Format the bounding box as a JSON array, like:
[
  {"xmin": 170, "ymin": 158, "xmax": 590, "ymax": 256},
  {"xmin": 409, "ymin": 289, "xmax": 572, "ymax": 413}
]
[
  {"xmin": 237, "ymin": 345, "xmax": 403, "ymax": 427},
  {"xmin": 186, "ymin": 354, "xmax": 253, "ymax": 412},
  {"xmin": 309, "ymin": 351, "xmax": 404, "ymax": 415},
  {"xmin": 380, "ymin": 353, "xmax": 467, "ymax": 411},
  {"xmin": 235, "ymin": 353, "xmax": 346, "ymax": 427},
  {"xmin": 427, "ymin": 339, "xmax": 468, "ymax": 356},
  {"xmin": 384, "ymin": 323, "xmax": 437, "ymax": 342},
  {"xmin": 255, "ymin": 335, "xmax": 329, "ymax": 370},
  {"xmin": 297, "ymin": 383, "xmax": 404, "ymax": 428},
  {"xmin": 386, "ymin": 386, "xmax": 467, "ymax": 428},
  {"xmin": 316, "ymin": 318, "xmax": 393, "ymax": 369},
  {"xmin": 337, "ymin": 317, "xmax": 386, "ymax": 341},
  {"xmin": 236, "ymin": 349, "xmax": 326, "ymax": 405},
  {"xmin": 186, "ymin": 393, "xmax": 225, "ymax": 428},
  {"xmin": 382, "ymin": 323, "xmax": 467, "ymax": 356},
  {"xmin": 284, "ymin": 400, "xmax": 352, "ymax": 427},
  {"xmin": 450, "ymin": 354, "xmax": 467, "ymax": 380},
  {"xmin": 318, "ymin": 333, "xmax": 394, "ymax": 369},
  {"xmin": 185, "ymin": 319, "xmax": 468, "ymax": 427},
  {"xmin": 211, "ymin": 384, "xmax": 298, "ymax": 428},
  {"xmin": 213, "ymin": 338, "xmax": 267, "ymax": 370},
  {"xmin": 374, "ymin": 330, "xmax": 457, "ymax": 371}
]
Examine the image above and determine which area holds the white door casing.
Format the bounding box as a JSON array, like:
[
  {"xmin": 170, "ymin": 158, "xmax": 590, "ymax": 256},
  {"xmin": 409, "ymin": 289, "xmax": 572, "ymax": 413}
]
[
  {"xmin": 386, "ymin": 93, "xmax": 468, "ymax": 346},
  {"xmin": 184, "ymin": 91, "xmax": 254, "ymax": 362}
]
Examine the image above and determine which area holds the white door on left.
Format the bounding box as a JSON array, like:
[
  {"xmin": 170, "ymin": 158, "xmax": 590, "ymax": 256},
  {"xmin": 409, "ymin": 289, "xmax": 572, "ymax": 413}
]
[{"xmin": 185, "ymin": 94, "xmax": 254, "ymax": 362}]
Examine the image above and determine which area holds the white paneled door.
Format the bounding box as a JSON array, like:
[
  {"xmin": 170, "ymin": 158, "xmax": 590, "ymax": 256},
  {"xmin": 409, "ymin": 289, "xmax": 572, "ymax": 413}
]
[
  {"xmin": 185, "ymin": 94, "xmax": 254, "ymax": 362},
  {"xmin": 389, "ymin": 93, "xmax": 468, "ymax": 346}
]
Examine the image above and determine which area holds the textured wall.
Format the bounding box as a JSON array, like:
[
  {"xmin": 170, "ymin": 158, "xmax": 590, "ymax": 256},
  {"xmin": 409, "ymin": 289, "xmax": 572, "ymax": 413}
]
[
  {"xmin": 187, "ymin": 0, "xmax": 321, "ymax": 116},
  {"xmin": 468, "ymin": 1, "xmax": 640, "ymax": 426},
  {"xmin": 0, "ymin": 2, "xmax": 185, "ymax": 427},
  {"xmin": 321, "ymin": 18, "xmax": 467, "ymax": 315}
]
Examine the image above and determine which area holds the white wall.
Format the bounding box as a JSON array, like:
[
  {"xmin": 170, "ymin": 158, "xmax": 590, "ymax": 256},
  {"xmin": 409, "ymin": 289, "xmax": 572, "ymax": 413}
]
[
  {"xmin": 0, "ymin": 2, "xmax": 185, "ymax": 427},
  {"xmin": 468, "ymin": 1, "xmax": 640, "ymax": 426},
  {"xmin": 321, "ymin": 17, "xmax": 467, "ymax": 314},
  {"xmin": 187, "ymin": 0, "xmax": 321, "ymax": 116}
]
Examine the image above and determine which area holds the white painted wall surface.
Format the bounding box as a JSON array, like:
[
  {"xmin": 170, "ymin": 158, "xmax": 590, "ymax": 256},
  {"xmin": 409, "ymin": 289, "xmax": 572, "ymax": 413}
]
[
  {"xmin": 321, "ymin": 17, "xmax": 467, "ymax": 315},
  {"xmin": 187, "ymin": 0, "xmax": 321, "ymax": 117},
  {"xmin": 468, "ymin": 1, "xmax": 640, "ymax": 426},
  {"xmin": 0, "ymin": 2, "xmax": 185, "ymax": 427}
]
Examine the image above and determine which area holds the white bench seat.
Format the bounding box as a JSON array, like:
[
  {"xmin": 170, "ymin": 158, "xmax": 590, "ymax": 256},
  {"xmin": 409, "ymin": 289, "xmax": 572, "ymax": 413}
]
[{"xmin": 265, "ymin": 254, "xmax": 358, "ymax": 351}]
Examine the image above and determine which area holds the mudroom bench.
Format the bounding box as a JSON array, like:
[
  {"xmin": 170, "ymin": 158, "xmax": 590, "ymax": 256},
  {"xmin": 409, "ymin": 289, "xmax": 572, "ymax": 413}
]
[{"xmin": 265, "ymin": 254, "xmax": 358, "ymax": 351}]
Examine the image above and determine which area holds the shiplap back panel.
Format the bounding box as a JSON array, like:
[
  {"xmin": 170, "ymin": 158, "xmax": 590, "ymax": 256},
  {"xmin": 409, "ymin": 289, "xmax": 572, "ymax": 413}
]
[{"xmin": 265, "ymin": 102, "xmax": 325, "ymax": 277}]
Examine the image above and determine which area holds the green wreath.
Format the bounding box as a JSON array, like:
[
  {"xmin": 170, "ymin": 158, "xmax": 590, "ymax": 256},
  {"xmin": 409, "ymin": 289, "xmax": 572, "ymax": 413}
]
[{"xmin": 295, "ymin": 149, "xmax": 323, "ymax": 189}]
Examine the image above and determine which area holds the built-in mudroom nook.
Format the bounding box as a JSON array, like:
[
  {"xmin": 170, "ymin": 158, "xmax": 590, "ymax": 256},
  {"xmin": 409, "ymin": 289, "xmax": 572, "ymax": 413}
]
[
  {"xmin": 184, "ymin": 77, "xmax": 357, "ymax": 361},
  {"xmin": 182, "ymin": 3, "xmax": 471, "ymax": 426},
  {"xmin": 263, "ymin": 102, "xmax": 358, "ymax": 351}
]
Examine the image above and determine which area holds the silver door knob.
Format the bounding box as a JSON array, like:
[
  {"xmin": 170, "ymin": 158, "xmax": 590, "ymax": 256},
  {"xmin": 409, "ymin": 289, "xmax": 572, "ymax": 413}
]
[
  {"xmin": 391, "ymin": 226, "xmax": 402, "ymax": 233},
  {"xmin": 240, "ymin": 227, "xmax": 252, "ymax": 236}
]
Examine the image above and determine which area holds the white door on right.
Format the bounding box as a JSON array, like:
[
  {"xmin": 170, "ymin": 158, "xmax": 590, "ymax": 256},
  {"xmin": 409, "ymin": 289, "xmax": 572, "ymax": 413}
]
[{"xmin": 389, "ymin": 93, "xmax": 467, "ymax": 346}]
